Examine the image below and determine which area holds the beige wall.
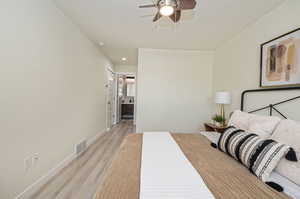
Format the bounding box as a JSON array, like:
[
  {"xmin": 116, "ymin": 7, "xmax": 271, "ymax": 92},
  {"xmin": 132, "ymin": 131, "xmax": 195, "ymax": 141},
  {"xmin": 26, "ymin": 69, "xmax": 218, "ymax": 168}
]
[
  {"xmin": 137, "ymin": 49, "xmax": 214, "ymax": 133},
  {"xmin": 0, "ymin": 1, "xmax": 111, "ymax": 198},
  {"xmin": 2, "ymin": 0, "xmax": 300, "ymax": 198},
  {"xmin": 114, "ymin": 65, "xmax": 137, "ymax": 73},
  {"xmin": 213, "ymin": 0, "xmax": 300, "ymax": 119}
]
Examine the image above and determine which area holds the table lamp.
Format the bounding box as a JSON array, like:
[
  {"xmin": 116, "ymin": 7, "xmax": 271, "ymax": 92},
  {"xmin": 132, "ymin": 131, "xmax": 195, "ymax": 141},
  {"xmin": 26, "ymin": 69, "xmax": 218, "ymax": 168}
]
[{"xmin": 215, "ymin": 91, "xmax": 231, "ymax": 126}]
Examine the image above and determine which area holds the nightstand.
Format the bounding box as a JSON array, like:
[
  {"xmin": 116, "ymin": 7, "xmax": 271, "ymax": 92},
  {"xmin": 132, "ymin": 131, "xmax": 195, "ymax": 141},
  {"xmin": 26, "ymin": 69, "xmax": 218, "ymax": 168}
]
[{"xmin": 204, "ymin": 123, "xmax": 227, "ymax": 133}]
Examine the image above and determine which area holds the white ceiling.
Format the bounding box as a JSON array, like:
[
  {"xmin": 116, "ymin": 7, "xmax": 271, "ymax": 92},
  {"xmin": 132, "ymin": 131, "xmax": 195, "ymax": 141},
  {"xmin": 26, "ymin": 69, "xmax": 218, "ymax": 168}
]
[{"xmin": 54, "ymin": 0, "xmax": 285, "ymax": 65}]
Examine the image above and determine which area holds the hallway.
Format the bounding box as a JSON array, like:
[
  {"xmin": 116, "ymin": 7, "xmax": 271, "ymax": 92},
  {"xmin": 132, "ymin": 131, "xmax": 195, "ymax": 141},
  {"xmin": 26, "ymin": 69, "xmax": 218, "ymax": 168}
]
[{"xmin": 29, "ymin": 120, "xmax": 135, "ymax": 199}]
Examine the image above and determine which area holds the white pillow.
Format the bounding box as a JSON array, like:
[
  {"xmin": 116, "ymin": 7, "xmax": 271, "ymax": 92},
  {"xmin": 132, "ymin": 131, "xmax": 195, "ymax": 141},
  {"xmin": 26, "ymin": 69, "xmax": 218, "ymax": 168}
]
[
  {"xmin": 228, "ymin": 110, "xmax": 281, "ymax": 138},
  {"xmin": 228, "ymin": 110, "xmax": 251, "ymax": 130},
  {"xmin": 271, "ymin": 119, "xmax": 300, "ymax": 186},
  {"xmin": 247, "ymin": 114, "xmax": 281, "ymax": 138}
]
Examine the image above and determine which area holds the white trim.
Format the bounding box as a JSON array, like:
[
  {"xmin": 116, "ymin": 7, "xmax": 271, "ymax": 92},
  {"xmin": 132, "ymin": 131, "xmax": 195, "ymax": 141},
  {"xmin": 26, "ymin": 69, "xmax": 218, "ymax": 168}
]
[
  {"xmin": 114, "ymin": 72, "xmax": 137, "ymax": 124},
  {"xmin": 86, "ymin": 129, "xmax": 107, "ymax": 147},
  {"xmin": 113, "ymin": 74, "xmax": 119, "ymax": 125},
  {"xmin": 138, "ymin": 48, "xmax": 214, "ymax": 54},
  {"xmin": 115, "ymin": 71, "xmax": 137, "ymax": 76},
  {"xmin": 15, "ymin": 129, "xmax": 107, "ymax": 199}
]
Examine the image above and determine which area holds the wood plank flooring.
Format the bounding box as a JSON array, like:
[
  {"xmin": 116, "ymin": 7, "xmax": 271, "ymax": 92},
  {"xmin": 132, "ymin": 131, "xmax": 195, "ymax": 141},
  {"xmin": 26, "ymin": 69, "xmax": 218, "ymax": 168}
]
[{"xmin": 28, "ymin": 120, "xmax": 135, "ymax": 199}]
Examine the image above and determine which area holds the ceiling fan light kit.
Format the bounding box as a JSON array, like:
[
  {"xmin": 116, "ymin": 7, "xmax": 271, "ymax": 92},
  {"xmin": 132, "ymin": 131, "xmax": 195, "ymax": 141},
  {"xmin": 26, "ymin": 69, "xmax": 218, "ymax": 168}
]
[
  {"xmin": 159, "ymin": 0, "xmax": 176, "ymax": 16},
  {"xmin": 160, "ymin": 5, "xmax": 174, "ymax": 16},
  {"xmin": 139, "ymin": 0, "xmax": 196, "ymax": 23}
]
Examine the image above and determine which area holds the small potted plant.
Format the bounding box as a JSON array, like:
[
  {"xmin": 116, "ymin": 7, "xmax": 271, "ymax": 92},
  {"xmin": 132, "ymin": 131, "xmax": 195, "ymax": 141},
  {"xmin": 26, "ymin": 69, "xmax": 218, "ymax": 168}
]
[{"xmin": 212, "ymin": 114, "xmax": 226, "ymax": 127}]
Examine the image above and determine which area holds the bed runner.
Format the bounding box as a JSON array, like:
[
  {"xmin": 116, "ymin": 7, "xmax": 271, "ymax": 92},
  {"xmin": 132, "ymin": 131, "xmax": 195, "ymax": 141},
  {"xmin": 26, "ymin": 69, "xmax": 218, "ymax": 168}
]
[{"xmin": 140, "ymin": 132, "xmax": 215, "ymax": 199}]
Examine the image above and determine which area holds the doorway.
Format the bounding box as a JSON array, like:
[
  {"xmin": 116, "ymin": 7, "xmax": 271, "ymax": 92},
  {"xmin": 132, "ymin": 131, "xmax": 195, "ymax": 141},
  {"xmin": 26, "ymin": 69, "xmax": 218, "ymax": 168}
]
[{"xmin": 115, "ymin": 73, "xmax": 136, "ymax": 125}]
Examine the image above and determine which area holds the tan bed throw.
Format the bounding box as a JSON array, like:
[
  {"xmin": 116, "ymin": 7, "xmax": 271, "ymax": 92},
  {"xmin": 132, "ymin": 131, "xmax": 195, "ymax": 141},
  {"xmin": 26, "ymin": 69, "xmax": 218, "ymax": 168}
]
[{"xmin": 95, "ymin": 133, "xmax": 290, "ymax": 199}]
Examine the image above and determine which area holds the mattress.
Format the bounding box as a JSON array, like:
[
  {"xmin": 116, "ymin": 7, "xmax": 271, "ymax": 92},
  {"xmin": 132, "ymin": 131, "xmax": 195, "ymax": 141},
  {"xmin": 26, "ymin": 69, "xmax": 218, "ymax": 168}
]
[{"xmin": 199, "ymin": 131, "xmax": 300, "ymax": 199}]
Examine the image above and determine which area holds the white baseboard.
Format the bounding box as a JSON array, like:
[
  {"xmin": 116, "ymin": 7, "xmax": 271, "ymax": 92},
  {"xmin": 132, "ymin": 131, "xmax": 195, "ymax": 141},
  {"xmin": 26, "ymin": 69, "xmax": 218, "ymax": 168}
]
[
  {"xmin": 87, "ymin": 129, "xmax": 106, "ymax": 147},
  {"xmin": 15, "ymin": 129, "xmax": 107, "ymax": 199}
]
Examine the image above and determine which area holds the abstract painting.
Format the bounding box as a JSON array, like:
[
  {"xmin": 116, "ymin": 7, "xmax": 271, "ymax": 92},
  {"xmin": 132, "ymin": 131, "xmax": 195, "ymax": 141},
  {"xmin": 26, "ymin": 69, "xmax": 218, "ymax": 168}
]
[{"xmin": 260, "ymin": 28, "xmax": 300, "ymax": 87}]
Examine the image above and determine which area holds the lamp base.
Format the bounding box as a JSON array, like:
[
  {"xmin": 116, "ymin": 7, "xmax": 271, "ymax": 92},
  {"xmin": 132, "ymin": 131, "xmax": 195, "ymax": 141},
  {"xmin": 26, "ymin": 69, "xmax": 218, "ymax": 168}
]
[{"xmin": 220, "ymin": 104, "xmax": 226, "ymax": 127}]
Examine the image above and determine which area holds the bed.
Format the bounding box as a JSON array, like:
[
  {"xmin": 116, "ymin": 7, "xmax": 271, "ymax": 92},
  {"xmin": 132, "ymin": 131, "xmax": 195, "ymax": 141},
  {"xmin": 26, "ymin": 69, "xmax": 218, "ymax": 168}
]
[
  {"xmin": 95, "ymin": 87, "xmax": 300, "ymax": 199},
  {"xmin": 95, "ymin": 133, "xmax": 292, "ymax": 199},
  {"xmin": 200, "ymin": 131, "xmax": 300, "ymax": 199}
]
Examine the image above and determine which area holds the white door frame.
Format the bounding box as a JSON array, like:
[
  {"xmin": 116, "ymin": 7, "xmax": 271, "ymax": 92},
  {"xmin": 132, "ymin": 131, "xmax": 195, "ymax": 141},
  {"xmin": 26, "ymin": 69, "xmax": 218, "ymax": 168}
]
[{"xmin": 114, "ymin": 72, "xmax": 137, "ymax": 124}]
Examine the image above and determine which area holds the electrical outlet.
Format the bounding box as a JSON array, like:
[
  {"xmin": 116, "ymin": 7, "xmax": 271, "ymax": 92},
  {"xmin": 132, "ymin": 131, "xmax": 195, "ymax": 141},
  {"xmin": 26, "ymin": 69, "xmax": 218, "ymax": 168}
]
[
  {"xmin": 24, "ymin": 157, "xmax": 32, "ymax": 172},
  {"xmin": 76, "ymin": 140, "xmax": 87, "ymax": 155},
  {"xmin": 32, "ymin": 153, "xmax": 39, "ymax": 167}
]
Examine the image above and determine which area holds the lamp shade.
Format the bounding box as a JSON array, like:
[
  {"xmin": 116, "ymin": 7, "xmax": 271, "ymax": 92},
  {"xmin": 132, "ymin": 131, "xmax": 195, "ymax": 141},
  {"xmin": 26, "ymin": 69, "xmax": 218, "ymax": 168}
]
[{"xmin": 215, "ymin": 92, "xmax": 231, "ymax": 105}]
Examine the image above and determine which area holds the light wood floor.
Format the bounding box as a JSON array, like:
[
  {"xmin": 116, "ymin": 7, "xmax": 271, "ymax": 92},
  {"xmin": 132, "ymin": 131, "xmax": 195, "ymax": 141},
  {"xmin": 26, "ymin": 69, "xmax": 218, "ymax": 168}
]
[{"xmin": 28, "ymin": 120, "xmax": 135, "ymax": 199}]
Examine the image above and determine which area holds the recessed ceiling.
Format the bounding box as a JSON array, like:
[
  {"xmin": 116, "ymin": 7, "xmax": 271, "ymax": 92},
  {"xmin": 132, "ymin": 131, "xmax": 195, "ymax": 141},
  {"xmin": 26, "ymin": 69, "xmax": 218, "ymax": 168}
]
[{"xmin": 54, "ymin": 0, "xmax": 285, "ymax": 65}]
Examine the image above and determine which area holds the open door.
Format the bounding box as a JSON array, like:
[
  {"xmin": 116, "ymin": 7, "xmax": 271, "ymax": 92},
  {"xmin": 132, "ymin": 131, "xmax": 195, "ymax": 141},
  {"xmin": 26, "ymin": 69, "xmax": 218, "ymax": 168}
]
[{"xmin": 106, "ymin": 68, "xmax": 115, "ymax": 131}]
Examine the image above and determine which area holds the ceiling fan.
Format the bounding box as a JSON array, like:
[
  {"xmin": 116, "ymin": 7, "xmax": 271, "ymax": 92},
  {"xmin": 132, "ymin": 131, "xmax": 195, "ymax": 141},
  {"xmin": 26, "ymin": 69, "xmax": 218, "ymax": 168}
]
[{"xmin": 139, "ymin": 0, "xmax": 197, "ymax": 23}]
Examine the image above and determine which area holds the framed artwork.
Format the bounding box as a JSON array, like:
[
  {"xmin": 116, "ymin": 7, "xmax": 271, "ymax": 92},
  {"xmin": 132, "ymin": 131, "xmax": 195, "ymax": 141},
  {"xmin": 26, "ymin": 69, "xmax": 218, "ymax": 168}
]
[{"xmin": 260, "ymin": 28, "xmax": 300, "ymax": 87}]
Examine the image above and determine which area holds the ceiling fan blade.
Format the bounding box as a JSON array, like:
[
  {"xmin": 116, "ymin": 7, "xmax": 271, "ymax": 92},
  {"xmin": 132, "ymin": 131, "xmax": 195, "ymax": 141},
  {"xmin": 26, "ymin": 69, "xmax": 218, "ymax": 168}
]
[
  {"xmin": 153, "ymin": 12, "xmax": 162, "ymax": 22},
  {"xmin": 140, "ymin": 14, "xmax": 155, "ymax": 18},
  {"xmin": 169, "ymin": 10, "xmax": 181, "ymax": 23},
  {"xmin": 139, "ymin": 4, "xmax": 156, "ymax": 8},
  {"xmin": 178, "ymin": 0, "xmax": 197, "ymax": 10}
]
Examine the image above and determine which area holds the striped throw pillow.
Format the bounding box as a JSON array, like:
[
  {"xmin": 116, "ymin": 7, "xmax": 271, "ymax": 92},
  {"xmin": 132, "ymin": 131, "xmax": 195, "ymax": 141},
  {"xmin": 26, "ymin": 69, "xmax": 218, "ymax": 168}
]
[
  {"xmin": 239, "ymin": 134, "xmax": 262, "ymax": 168},
  {"xmin": 218, "ymin": 127, "xmax": 291, "ymax": 182},
  {"xmin": 218, "ymin": 126, "xmax": 247, "ymax": 159},
  {"xmin": 248, "ymin": 140, "xmax": 290, "ymax": 181}
]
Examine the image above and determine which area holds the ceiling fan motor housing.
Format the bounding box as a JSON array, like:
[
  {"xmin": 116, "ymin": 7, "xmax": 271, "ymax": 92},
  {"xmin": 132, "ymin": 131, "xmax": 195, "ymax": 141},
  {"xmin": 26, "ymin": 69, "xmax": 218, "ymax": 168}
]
[{"xmin": 159, "ymin": 0, "xmax": 177, "ymax": 8}]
